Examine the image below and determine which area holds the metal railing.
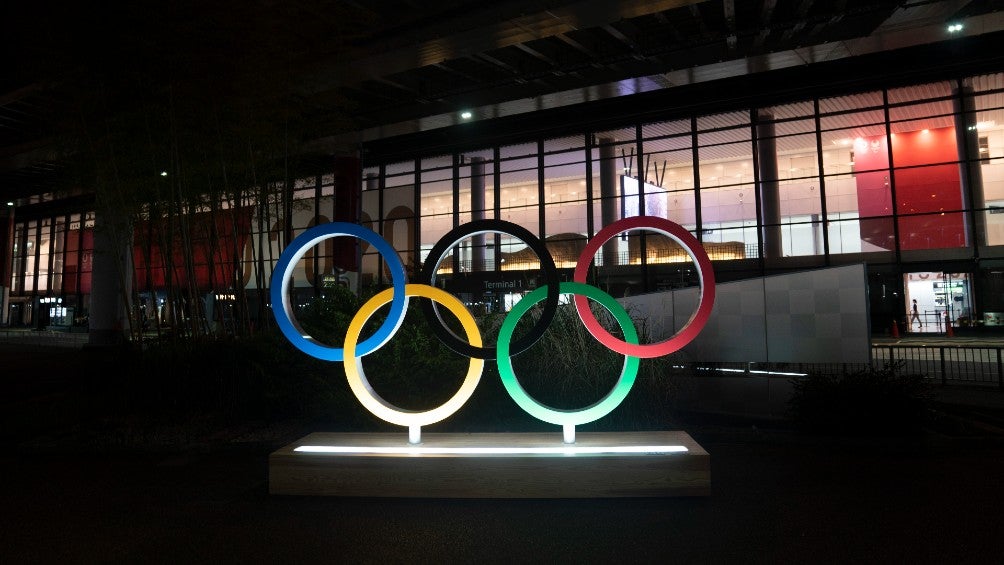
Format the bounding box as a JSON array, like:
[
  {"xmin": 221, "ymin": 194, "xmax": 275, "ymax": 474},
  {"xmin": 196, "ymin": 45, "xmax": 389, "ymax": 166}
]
[
  {"xmin": 693, "ymin": 344, "xmax": 1004, "ymax": 389},
  {"xmin": 2, "ymin": 328, "xmax": 1002, "ymax": 388},
  {"xmin": 0, "ymin": 328, "xmax": 90, "ymax": 349},
  {"xmin": 871, "ymin": 344, "xmax": 1004, "ymax": 388}
]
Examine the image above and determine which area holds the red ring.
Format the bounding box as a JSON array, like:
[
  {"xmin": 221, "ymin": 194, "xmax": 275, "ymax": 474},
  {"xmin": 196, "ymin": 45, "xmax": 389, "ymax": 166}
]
[{"xmin": 572, "ymin": 216, "xmax": 715, "ymax": 358}]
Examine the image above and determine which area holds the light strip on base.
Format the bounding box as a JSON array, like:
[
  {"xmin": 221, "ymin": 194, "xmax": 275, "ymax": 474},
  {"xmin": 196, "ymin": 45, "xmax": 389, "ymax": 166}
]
[{"xmin": 294, "ymin": 445, "xmax": 688, "ymax": 455}]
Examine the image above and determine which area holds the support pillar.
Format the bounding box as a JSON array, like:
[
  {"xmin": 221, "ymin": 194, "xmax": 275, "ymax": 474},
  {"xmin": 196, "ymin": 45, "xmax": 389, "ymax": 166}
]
[
  {"xmin": 756, "ymin": 111, "xmax": 782, "ymax": 259},
  {"xmin": 88, "ymin": 207, "xmax": 133, "ymax": 346},
  {"xmin": 333, "ymin": 154, "xmax": 362, "ymax": 271},
  {"xmin": 954, "ymin": 85, "xmax": 987, "ymax": 248},
  {"xmin": 470, "ymin": 157, "xmax": 486, "ymax": 271},
  {"xmin": 598, "ymin": 138, "xmax": 620, "ymax": 267},
  {"xmin": 0, "ymin": 203, "xmax": 13, "ymax": 326}
]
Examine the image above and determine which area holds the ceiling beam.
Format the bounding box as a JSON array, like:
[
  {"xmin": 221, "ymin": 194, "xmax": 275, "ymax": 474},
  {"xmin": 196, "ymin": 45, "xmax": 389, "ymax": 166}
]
[
  {"xmin": 723, "ymin": 0, "xmax": 737, "ymax": 51},
  {"xmin": 755, "ymin": 0, "xmax": 779, "ymax": 48},
  {"xmin": 297, "ymin": 0, "xmax": 707, "ymax": 95}
]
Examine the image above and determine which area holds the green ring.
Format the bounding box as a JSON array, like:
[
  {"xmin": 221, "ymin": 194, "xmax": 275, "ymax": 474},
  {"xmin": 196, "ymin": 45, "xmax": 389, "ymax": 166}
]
[{"xmin": 496, "ymin": 281, "xmax": 640, "ymax": 426}]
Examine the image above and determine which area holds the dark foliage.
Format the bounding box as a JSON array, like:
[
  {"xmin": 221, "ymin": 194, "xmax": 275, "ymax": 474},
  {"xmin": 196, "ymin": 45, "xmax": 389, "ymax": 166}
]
[
  {"xmin": 20, "ymin": 289, "xmax": 687, "ymax": 441},
  {"xmin": 787, "ymin": 362, "xmax": 934, "ymax": 436},
  {"xmin": 505, "ymin": 303, "xmax": 686, "ymax": 431}
]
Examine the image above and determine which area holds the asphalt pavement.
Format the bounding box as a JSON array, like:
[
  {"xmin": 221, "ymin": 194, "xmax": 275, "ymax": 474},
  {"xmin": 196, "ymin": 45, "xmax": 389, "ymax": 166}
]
[
  {"xmin": 4, "ymin": 421, "xmax": 1004, "ymax": 564},
  {"xmin": 3, "ymin": 336, "xmax": 1004, "ymax": 563}
]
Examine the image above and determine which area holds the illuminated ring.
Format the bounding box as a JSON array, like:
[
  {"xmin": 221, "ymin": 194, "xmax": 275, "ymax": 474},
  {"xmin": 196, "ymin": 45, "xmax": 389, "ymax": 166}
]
[
  {"xmin": 420, "ymin": 219, "xmax": 559, "ymax": 360},
  {"xmin": 344, "ymin": 284, "xmax": 484, "ymax": 427},
  {"xmin": 572, "ymin": 216, "xmax": 715, "ymax": 358},
  {"xmin": 270, "ymin": 222, "xmax": 407, "ymax": 362},
  {"xmin": 496, "ymin": 281, "xmax": 640, "ymax": 426}
]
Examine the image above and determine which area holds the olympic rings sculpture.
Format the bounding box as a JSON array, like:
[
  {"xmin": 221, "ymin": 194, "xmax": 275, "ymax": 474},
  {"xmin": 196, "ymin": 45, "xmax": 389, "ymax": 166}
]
[{"xmin": 271, "ymin": 217, "xmax": 715, "ymax": 439}]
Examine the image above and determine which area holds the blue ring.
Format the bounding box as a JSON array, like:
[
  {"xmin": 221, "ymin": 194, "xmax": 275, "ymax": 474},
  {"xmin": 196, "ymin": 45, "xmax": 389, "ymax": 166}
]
[{"xmin": 270, "ymin": 222, "xmax": 407, "ymax": 361}]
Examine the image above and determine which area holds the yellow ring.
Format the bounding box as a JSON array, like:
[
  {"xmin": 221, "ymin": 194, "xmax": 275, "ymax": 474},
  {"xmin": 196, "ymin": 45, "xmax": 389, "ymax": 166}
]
[{"xmin": 343, "ymin": 283, "xmax": 484, "ymax": 427}]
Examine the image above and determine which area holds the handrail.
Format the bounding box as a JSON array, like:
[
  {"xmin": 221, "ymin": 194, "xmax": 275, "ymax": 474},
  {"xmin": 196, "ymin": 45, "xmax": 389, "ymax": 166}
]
[{"xmin": 1, "ymin": 328, "xmax": 1002, "ymax": 389}]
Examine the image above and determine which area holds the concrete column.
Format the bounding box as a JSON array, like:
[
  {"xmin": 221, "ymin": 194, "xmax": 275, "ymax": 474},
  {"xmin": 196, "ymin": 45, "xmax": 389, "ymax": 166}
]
[
  {"xmin": 88, "ymin": 207, "xmax": 133, "ymax": 346},
  {"xmin": 598, "ymin": 138, "xmax": 620, "ymax": 266},
  {"xmin": 470, "ymin": 157, "xmax": 486, "ymax": 271},
  {"xmin": 954, "ymin": 85, "xmax": 987, "ymax": 247},
  {"xmin": 333, "ymin": 154, "xmax": 361, "ymax": 271},
  {"xmin": 756, "ymin": 111, "xmax": 782, "ymax": 259},
  {"xmin": 0, "ymin": 203, "xmax": 13, "ymax": 326}
]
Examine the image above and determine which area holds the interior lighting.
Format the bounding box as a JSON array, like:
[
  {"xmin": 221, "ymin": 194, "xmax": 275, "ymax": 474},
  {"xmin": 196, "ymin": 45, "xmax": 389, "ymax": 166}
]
[{"xmin": 295, "ymin": 444, "xmax": 688, "ymax": 455}]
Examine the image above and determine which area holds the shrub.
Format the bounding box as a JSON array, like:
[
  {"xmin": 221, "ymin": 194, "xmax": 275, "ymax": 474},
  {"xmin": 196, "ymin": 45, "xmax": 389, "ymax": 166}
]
[
  {"xmin": 505, "ymin": 302, "xmax": 686, "ymax": 431},
  {"xmin": 787, "ymin": 362, "xmax": 934, "ymax": 436},
  {"xmin": 98, "ymin": 287, "xmax": 687, "ymax": 433},
  {"xmin": 108, "ymin": 331, "xmax": 359, "ymax": 425}
]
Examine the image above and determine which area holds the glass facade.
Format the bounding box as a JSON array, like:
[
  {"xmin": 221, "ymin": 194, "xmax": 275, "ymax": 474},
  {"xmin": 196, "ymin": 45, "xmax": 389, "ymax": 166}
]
[{"xmin": 5, "ymin": 72, "xmax": 1004, "ymax": 336}]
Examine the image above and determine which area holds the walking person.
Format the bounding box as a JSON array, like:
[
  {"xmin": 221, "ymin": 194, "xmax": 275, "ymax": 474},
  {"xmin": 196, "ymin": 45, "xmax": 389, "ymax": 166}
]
[{"xmin": 910, "ymin": 299, "xmax": 923, "ymax": 328}]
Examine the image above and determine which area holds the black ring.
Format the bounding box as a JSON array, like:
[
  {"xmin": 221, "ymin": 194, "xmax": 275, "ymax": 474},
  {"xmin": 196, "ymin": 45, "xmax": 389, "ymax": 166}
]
[{"xmin": 420, "ymin": 219, "xmax": 559, "ymax": 360}]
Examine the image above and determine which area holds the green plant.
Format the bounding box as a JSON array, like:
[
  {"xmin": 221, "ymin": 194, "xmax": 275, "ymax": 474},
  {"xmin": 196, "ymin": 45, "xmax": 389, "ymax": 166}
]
[
  {"xmin": 787, "ymin": 361, "xmax": 934, "ymax": 436},
  {"xmin": 113, "ymin": 333, "xmax": 352, "ymax": 424},
  {"xmin": 295, "ymin": 285, "xmax": 366, "ymax": 345},
  {"xmin": 92, "ymin": 288, "xmax": 689, "ymax": 434},
  {"xmin": 353, "ymin": 300, "xmax": 471, "ymax": 411},
  {"xmin": 505, "ymin": 302, "xmax": 686, "ymax": 431}
]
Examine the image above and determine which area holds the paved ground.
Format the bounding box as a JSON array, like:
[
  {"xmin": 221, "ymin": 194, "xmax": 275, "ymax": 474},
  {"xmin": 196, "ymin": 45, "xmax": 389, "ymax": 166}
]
[
  {"xmin": 4, "ymin": 429, "xmax": 1004, "ymax": 564},
  {"xmin": 3, "ymin": 338, "xmax": 1004, "ymax": 563}
]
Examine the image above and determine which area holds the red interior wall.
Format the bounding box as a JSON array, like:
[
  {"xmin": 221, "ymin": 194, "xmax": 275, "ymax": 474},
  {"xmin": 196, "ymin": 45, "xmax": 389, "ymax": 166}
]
[
  {"xmin": 892, "ymin": 127, "xmax": 965, "ymax": 249},
  {"xmin": 853, "ymin": 135, "xmax": 893, "ymax": 249},
  {"xmin": 133, "ymin": 207, "xmax": 253, "ymax": 291},
  {"xmin": 855, "ymin": 127, "xmax": 963, "ymax": 250},
  {"xmin": 62, "ymin": 228, "xmax": 94, "ymax": 294}
]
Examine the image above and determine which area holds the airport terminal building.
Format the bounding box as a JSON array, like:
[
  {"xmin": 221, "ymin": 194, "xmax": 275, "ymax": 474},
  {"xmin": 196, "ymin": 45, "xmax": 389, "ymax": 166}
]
[{"xmin": 2, "ymin": 2, "xmax": 1003, "ymax": 344}]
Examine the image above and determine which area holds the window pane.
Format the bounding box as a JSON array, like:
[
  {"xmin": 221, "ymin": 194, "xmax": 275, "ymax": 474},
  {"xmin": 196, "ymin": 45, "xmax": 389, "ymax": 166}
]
[
  {"xmin": 543, "ymin": 141, "xmax": 588, "ymax": 268},
  {"xmin": 698, "ymin": 112, "xmax": 755, "ymax": 258},
  {"xmin": 590, "ymin": 135, "xmax": 635, "ymax": 266},
  {"xmin": 499, "ymin": 144, "xmax": 539, "ymax": 235},
  {"xmin": 970, "ymin": 77, "xmax": 1004, "ymax": 246},
  {"xmin": 758, "ymin": 108, "xmax": 822, "ymax": 258}
]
